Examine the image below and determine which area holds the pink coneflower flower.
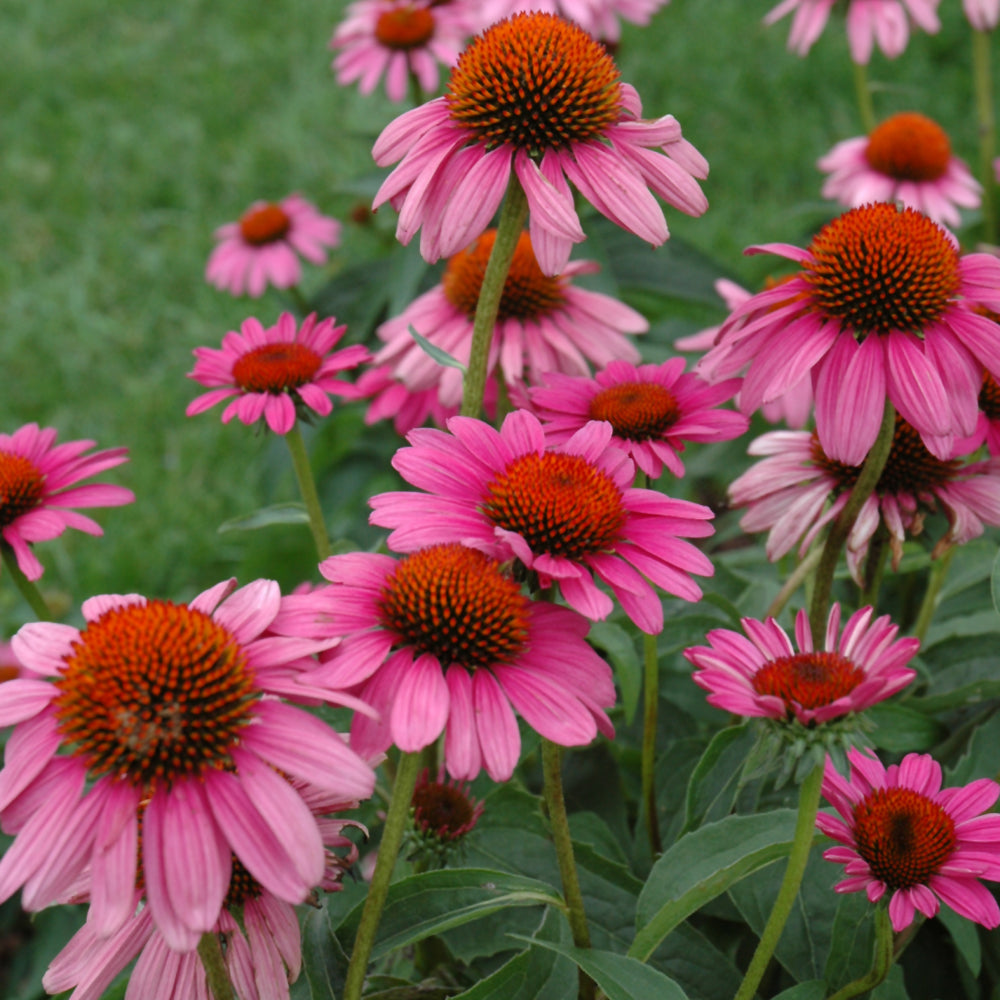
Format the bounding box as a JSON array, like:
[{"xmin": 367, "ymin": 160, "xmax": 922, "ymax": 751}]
[
  {"xmin": 186, "ymin": 311, "xmax": 370, "ymax": 434},
  {"xmin": 372, "ymin": 11, "xmax": 708, "ymax": 276},
  {"xmin": 528, "ymin": 359, "xmax": 747, "ymax": 479},
  {"xmin": 0, "ymin": 580, "xmax": 376, "ymax": 950},
  {"xmin": 964, "ymin": 0, "xmax": 999, "ymax": 29},
  {"xmin": 818, "ymin": 113, "xmax": 981, "ymax": 228},
  {"xmin": 764, "ymin": 0, "xmax": 940, "ymax": 63},
  {"xmin": 698, "ymin": 203, "xmax": 1000, "ymax": 465},
  {"xmin": 41, "ymin": 782, "xmax": 363, "ymax": 1000},
  {"xmin": 818, "ymin": 747, "xmax": 1000, "ymax": 931},
  {"xmin": 0, "ymin": 641, "xmax": 25, "ymax": 684},
  {"xmin": 373, "ymin": 229, "xmax": 646, "ymax": 410},
  {"xmin": 369, "ymin": 409, "xmax": 715, "ymax": 634},
  {"xmin": 728, "ymin": 416, "xmax": 1000, "ymax": 581},
  {"xmin": 356, "ymin": 363, "xmax": 457, "ymax": 436},
  {"xmin": 300, "ymin": 543, "xmax": 615, "ymax": 780},
  {"xmin": 330, "ymin": 0, "xmax": 473, "ymax": 103},
  {"xmin": 684, "ymin": 604, "xmax": 918, "ymax": 726},
  {"xmin": 0, "ymin": 424, "xmax": 134, "ymax": 582},
  {"xmin": 475, "ymin": 0, "xmax": 669, "ymax": 42},
  {"xmin": 205, "ymin": 195, "xmax": 341, "ymax": 298}
]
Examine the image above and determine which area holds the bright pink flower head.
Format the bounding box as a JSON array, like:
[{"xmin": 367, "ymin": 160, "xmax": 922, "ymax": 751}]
[
  {"xmin": 296, "ymin": 543, "xmax": 616, "ymax": 780},
  {"xmin": 0, "ymin": 579, "xmax": 376, "ymax": 951},
  {"xmin": 819, "ymin": 113, "xmax": 981, "ymax": 229},
  {"xmin": 369, "ymin": 409, "xmax": 715, "ymax": 634},
  {"xmin": 729, "ymin": 417, "xmax": 1000, "ymax": 581},
  {"xmin": 186, "ymin": 311, "xmax": 370, "ymax": 434},
  {"xmin": 330, "ymin": 0, "xmax": 473, "ymax": 103},
  {"xmin": 205, "ymin": 195, "xmax": 341, "ymax": 298},
  {"xmin": 372, "ymin": 12, "xmax": 708, "ymax": 276},
  {"xmin": 528, "ymin": 358, "xmax": 747, "ymax": 479},
  {"xmin": 764, "ymin": 0, "xmax": 940, "ymax": 64},
  {"xmin": 964, "ymin": 0, "xmax": 999, "ymax": 30},
  {"xmin": 818, "ymin": 747, "xmax": 1000, "ymax": 931},
  {"xmin": 684, "ymin": 604, "xmax": 918, "ymax": 726},
  {"xmin": 373, "ymin": 229, "xmax": 646, "ymax": 412},
  {"xmin": 0, "ymin": 423, "xmax": 134, "ymax": 582},
  {"xmin": 475, "ymin": 0, "xmax": 670, "ymax": 41},
  {"xmin": 698, "ymin": 203, "xmax": 1000, "ymax": 465}
]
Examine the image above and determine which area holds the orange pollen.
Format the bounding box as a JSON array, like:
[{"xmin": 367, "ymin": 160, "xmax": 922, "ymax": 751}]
[
  {"xmin": 853, "ymin": 787, "xmax": 957, "ymax": 890},
  {"xmin": 0, "ymin": 451, "xmax": 44, "ymax": 528},
  {"xmin": 483, "ymin": 451, "xmax": 626, "ymax": 559},
  {"xmin": 377, "ymin": 543, "xmax": 529, "ymax": 670},
  {"xmin": 374, "ymin": 5, "xmax": 435, "ymax": 50},
  {"xmin": 981, "ymin": 371, "xmax": 1000, "ymax": 421},
  {"xmin": 804, "ymin": 203, "xmax": 960, "ymax": 336},
  {"xmin": 751, "ymin": 651, "xmax": 865, "ymax": 712},
  {"xmin": 52, "ymin": 601, "xmax": 258, "ymax": 790},
  {"xmin": 232, "ymin": 342, "xmax": 323, "ymax": 394},
  {"xmin": 412, "ymin": 777, "xmax": 478, "ymax": 841},
  {"xmin": 865, "ymin": 112, "xmax": 952, "ymax": 182},
  {"xmin": 239, "ymin": 203, "xmax": 291, "ymax": 245},
  {"xmin": 442, "ymin": 230, "xmax": 566, "ymax": 321},
  {"xmin": 812, "ymin": 415, "xmax": 960, "ymax": 496},
  {"xmin": 588, "ymin": 382, "xmax": 681, "ymax": 442},
  {"xmin": 446, "ymin": 12, "xmax": 623, "ymax": 151}
]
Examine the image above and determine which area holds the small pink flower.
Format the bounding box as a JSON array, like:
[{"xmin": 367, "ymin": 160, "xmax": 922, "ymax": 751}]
[
  {"xmin": 964, "ymin": 0, "xmax": 999, "ymax": 30},
  {"xmin": 297, "ymin": 543, "xmax": 616, "ymax": 780},
  {"xmin": 330, "ymin": 0, "xmax": 473, "ymax": 102},
  {"xmin": 684, "ymin": 604, "xmax": 918, "ymax": 726},
  {"xmin": 372, "ymin": 12, "xmax": 708, "ymax": 276},
  {"xmin": 528, "ymin": 359, "xmax": 747, "ymax": 479},
  {"xmin": 698, "ymin": 203, "xmax": 1000, "ymax": 465},
  {"xmin": 0, "ymin": 580, "xmax": 376, "ymax": 950},
  {"xmin": 764, "ymin": 0, "xmax": 940, "ymax": 63},
  {"xmin": 819, "ymin": 113, "xmax": 980, "ymax": 228},
  {"xmin": 372, "ymin": 228, "xmax": 646, "ymax": 412},
  {"xmin": 369, "ymin": 409, "xmax": 715, "ymax": 634},
  {"xmin": 728, "ymin": 417, "xmax": 1000, "ymax": 581},
  {"xmin": 818, "ymin": 747, "xmax": 1000, "ymax": 931},
  {"xmin": 475, "ymin": 0, "xmax": 670, "ymax": 41},
  {"xmin": 0, "ymin": 424, "xmax": 134, "ymax": 582},
  {"xmin": 205, "ymin": 195, "xmax": 341, "ymax": 298},
  {"xmin": 186, "ymin": 311, "xmax": 370, "ymax": 434},
  {"xmin": 356, "ymin": 363, "xmax": 459, "ymax": 436}
]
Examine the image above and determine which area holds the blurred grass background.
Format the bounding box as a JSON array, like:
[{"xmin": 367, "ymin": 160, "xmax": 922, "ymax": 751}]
[{"xmin": 0, "ymin": 0, "xmax": 988, "ymax": 629}]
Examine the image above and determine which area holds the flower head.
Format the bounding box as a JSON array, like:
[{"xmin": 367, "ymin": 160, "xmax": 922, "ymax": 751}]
[
  {"xmin": 764, "ymin": 0, "xmax": 941, "ymax": 64},
  {"xmin": 818, "ymin": 747, "xmax": 1000, "ymax": 931},
  {"xmin": 186, "ymin": 311, "xmax": 370, "ymax": 434},
  {"xmin": 0, "ymin": 423, "xmax": 134, "ymax": 582},
  {"xmin": 698, "ymin": 203, "xmax": 1000, "ymax": 465},
  {"xmin": 369, "ymin": 409, "xmax": 714, "ymax": 634},
  {"xmin": 372, "ymin": 229, "xmax": 646, "ymax": 412},
  {"xmin": 528, "ymin": 358, "xmax": 747, "ymax": 478},
  {"xmin": 729, "ymin": 417, "xmax": 1000, "ymax": 580},
  {"xmin": 684, "ymin": 604, "xmax": 918, "ymax": 726},
  {"xmin": 372, "ymin": 11, "xmax": 708, "ymax": 275},
  {"xmin": 819, "ymin": 113, "xmax": 981, "ymax": 228},
  {"xmin": 205, "ymin": 194, "xmax": 341, "ymax": 298},
  {"xmin": 406, "ymin": 766, "xmax": 484, "ymax": 866},
  {"xmin": 0, "ymin": 579, "xmax": 376, "ymax": 950},
  {"xmin": 297, "ymin": 543, "xmax": 616, "ymax": 780},
  {"xmin": 330, "ymin": 0, "xmax": 474, "ymax": 102}
]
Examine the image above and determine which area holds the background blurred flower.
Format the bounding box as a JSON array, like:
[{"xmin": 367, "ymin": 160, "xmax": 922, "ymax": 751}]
[
  {"xmin": 963, "ymin": 0, "xmax": 999, "ymax": 29},
  {"xmin": 475, "ymin": 0, "xmax": 670, "ymax": 42}
]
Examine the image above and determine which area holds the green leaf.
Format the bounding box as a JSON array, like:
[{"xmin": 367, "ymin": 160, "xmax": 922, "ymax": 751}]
[
  {"xmin": 946, "ymin": 708, "xmax": 1000, "ymax": 785},
  {"xmin": 631, "ymin": 809, "xmax": 806, "ymax": 961},
  {"xmin": 991, "ymin": 546, "xmax": 1000, "ymax": 618},
  {"xmin": 336, "ymin": 868, "xmax": 564, "ymax": 960},
  {"xmin": 510, "ymin": 937, "xmax": 691, "ymax": 1000},
  {"xmin": 681, "ymin": 722, "xmax": 758, "ymax": 833},
  {"xmin": 770, "ymin": 984, "xmax": 827, "ymax": 1000},
  {"xmin": 301, "ymin": 902, "xmax": 348, "ymax": 1000},
  {"xmin": 866, "ymin": 701, "xmax": 943, "ymax": 752},
  {"xmin": 938, "ymin": 904, "xmax": 982, "ymax": 977},
  {"xmin": 218, "ymin": 502, "xmax": 309, "ymax": 532},
  {"xmin": 644, "ymin": 921, "xmax": 742, "ymax": 1000},
  {"xmin": 588, "ymin": 621, "xmax": 641, "ymax": 724},
  {"xmin": 408, "ymin": 325, "xmax": 466, "ymax": 372}
]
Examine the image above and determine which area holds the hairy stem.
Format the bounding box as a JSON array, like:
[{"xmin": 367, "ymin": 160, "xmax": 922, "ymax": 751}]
[
  {"xmin": 912, "ymin": 545, "xmax": 956, "ymax": 643},
  {"xmin": 641, "ymin": 630, "xmax": 663, "ymax": 857},
  {"xmin": 852, "ymin": 61, "xmax": 877, "ymax": 133},
  {"xmin": 284, "ymin": 420, "xmax": 332, "ymax": 562},
  {"xmin": 1, "ymin": 546, "xmax": 54, "ymax": 620},
  {"xmin": 973, "ymin": 29, "xmax": 997, "ymax": 245}
]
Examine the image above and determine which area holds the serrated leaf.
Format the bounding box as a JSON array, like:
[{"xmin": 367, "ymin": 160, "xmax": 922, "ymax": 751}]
[
  {"xmin": 218, "ymin": 502, "xmax": 309, "ymax": 532},
  {"xmin": 587, "ymin": 621, "xmax": 641, "ymax": 724},
  {"xmin": 407, "ymin": 326, "xmax": 467, "ymax": 372}
]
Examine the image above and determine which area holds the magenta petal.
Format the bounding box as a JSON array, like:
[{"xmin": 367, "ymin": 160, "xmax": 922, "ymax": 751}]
[
  {"xmin": 472, "ymin": 670, "xmax": 521, "ymax": 781},
  {"xmin": 389, "ymin": 652, "xmax": 449, "ymax": 752}
]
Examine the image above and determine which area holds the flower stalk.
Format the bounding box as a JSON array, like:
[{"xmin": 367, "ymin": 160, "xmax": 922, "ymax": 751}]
[
  {"xmin": 1, "ymin": 546, "xmax": 54, "ymax": 620},
  {"xmin": 460, "ymin": 175, "xmax": 529, "ymax": 418},
  {"xmin": 853, "ymin": 61, "xmax": 876, "ymax": 134},
  {"xmin": 972, "ymin": 28, "xmax": 997, "ymax": 244},
  {"xmin": 197, "ymin": 931, "xmax": 237, "ymax": 1000},
  {"xmin": 826, "ymin": 903, "xmax": 894, "ymax": 1000},
  {"xmin": 642, "ymin": 630, "xmax": 663, "ymax": 857},
  {"xmin": 284, "ymin": 420, "xmax": 333, "ymax": 562}
]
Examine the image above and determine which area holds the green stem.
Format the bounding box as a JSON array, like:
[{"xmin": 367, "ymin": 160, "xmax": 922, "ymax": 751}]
[
  {"xmin": 197, "ymin": 931, "xmax": 237, "ymax": 1000},
  {"xmin": 825, "ymin": 904, "xmax": 894, "ymax": 1000},
  {"xmin": 809, "ymin": 401, "xmax": 895, "ymax": 646},
  {"xmin": 283, "ymin": 420, "xmax": 332, "ymax": 562},
  {"xmin": 766, "ymin": 546, "xmax": 822, "ymax": 621},
  {"xmin": 343, "ymin": 751, "xmax": 422, "ymax": 1000},
  {"xmin": 1, "ymin": 546, "xmax": 54, "ymax": 620},
  {"xmin": 541, "ymin": 739, "xmax": 595, "ymax": 1000},
  {"xmin": 859, "ymin": 523, "xmax": 889, "ymax": 611},
  {"xmin": 284, "ymin": 284, "xmax": 312, "ymax": 317},
  {"xmin": 733, "ymin": 764, "xmax": 824, "ymax": 1000},
  {"xmin": 912, "ymin": 545, "xmax": 956, "ymax": 643},
  {"xmin": 852, "ymin": 61, "xmax": 877, "ymax": 134},
  {"xmin": 973, "ymin": 29, "xmax": 997, "ymax": 245},
  {"xmin": 641, "ymin": 630, "xmax": 663, "ymax": 857},
  {"xmin": 459, "ymin": 176, "xmax": 529, "ymax": 418}
]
